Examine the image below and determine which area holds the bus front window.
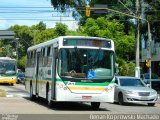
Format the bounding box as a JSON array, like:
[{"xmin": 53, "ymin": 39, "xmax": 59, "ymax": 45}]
[
  {"xmin": 59, "ymin": 48, "xmax": 115, "ymax": 80},
  {"xmin": 0, "ymin": 61, "xmax": 16, "ymax": 75}
]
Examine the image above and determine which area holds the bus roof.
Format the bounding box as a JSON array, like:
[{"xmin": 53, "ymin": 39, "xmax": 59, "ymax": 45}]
[
  {"xmin": 0, "ymin": 57, "xmax": 16, "ymax": 61},
  {"xmin": 27, "ymin": 36, "xmax": 113, "ymax": 51},
  {"xmin": 0, "ymin": 57, "xmax": 16, "ymax": 62}
]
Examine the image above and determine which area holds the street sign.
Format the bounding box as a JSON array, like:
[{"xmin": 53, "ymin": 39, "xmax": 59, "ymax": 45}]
[{"xmin": 0, "ymin": 30, "xmax": 15, "ymax": 39}]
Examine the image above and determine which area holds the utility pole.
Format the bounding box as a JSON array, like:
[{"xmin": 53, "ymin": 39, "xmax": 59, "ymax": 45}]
[
  {"xmin": 148, "ymin": 22, "xmax": 152, "ymax": 88},
  {"xmin": 15, "ymin": 38, "xmax": 19, "ymax": 73},
  {"xmin": 135, "ymin": 0, "xmax": 140, "ymax": 78}
]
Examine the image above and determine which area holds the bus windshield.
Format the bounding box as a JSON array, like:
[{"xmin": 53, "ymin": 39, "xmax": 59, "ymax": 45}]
[
  {"xmin": 59, "ymin": 48, "xmax": 115, "ymax": 81},
  {"xmin": 0, "ymin": 60, "xmax": 16, "ymax": 75}
]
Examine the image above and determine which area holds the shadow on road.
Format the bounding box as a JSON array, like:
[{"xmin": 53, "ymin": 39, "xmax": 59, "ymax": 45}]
[
  {"xmin": 24, "ymin": 97, "xmax": 110, "ymax": 111},
  {"xmin": 111, "ymin": 102, "xmax": 156, "ymax": 107}
]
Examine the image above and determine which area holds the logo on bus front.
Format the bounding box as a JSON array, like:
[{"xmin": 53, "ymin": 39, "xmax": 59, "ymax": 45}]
[{"xmin": 87, "ymin": 71, "xmax": 95, "ymax": 79}]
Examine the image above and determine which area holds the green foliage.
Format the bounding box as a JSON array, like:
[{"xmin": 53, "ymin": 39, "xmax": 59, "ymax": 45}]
[
  {"xmin": 82, "ymin": 17, "xmax": 135, "ymax": 61},
  {"xmin": 66, "ymin": 30, "xmax": 86, "ymax": 36},
  {"xmin": 7, "ymin": 22, "xmax": 71, "ymax": 69},
  {"xmin": 36, "ymin": 21, "xmax": 46, "ymax": 31},
  {"xmin": 117, "ymin": 56, "xmax": 135, "ymax": 76},
  {"xmin": 32, "ymin": 28, "xmax": 57, "ymax": 44},
  {"xmin": 55, "ymin": 23, "xmax": 68, "ymax": 36},
  {"xmin": 116, "ymin": 35, "xmax": 135, "ymax": 60},
  {"xmin": 81, "ymin": 17, "xmax": 136, "ymax": 76},
  {"xmin": 0, "ymin": 43, "xmax": 13, "ymax": 57},
  {"xmin": 18, "ymin": 56, "xmax": 26, "ymax": 71},
  {"xmin": 6, "ymin": 14, "xmax": 136, "ymax": 75},
  {"xmin": 51, "ymin": 0, "xmax": 86, "ymax": 11}
]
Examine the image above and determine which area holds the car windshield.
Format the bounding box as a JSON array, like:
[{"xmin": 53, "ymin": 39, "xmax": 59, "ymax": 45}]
[
  {"xmin": 17, "ymin": 73, "xmax": 25, "ymax": 77},
  {"xmin": 59, "ymin": 48, "xmax": 115, "ymax": 80},
  {"xmin": 119, "ymin": 78, "xmax": 144, "ymax": 87}
]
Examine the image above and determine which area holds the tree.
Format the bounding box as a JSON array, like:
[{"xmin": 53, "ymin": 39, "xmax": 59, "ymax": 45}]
[
  {"xmin": 140, "ymin": 0, "xmax": 160, "ymax": 43},
  {"xmin": 55, "ymin": 23, "xmax": 68, "ymax": 36},
  {"xmin": 18, "ymin": 56, "xmax": 26, "ymax": 71},
  {"xmin": 51, "ymin": 0, "xmax": 136, "ymax": 35},
  {"xmin": 81, "ymin": 17, "xmax": 135, "ymax": 61},
  {"xmin": 51, "ymin": 0, "xmax": 88, "ymax": 11},
  {"xmin": 33, "ymin": 21, "xmax": 46, "ymax": 31},
  {"xmin": 7, "ymin": 23, "xmax": 57, "ymax": 69},
  {"xmin": 81, "ymin": 16, "xmax": 135, "ymax": 75},
  {"xmin": 33, "ymin": 28, "xmax": 57, "ymax": 44},
  {"xmin": 0, "ymin": 42, "xmax": 13, "ymax": 57}
]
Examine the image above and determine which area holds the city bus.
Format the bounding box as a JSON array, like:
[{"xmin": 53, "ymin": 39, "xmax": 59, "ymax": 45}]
[
  {"xmin": 25, "ymin": 36, "xmax": 116, "ymax": 109},
  {"xmin": 0, "ymin": 57, "xmax": 17, "ymax": 85}
]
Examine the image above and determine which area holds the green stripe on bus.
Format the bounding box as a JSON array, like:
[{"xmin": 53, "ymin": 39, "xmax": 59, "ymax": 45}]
[{"xmin": 56, "ymin": 78, "xmax": 115, "ymax": 86}]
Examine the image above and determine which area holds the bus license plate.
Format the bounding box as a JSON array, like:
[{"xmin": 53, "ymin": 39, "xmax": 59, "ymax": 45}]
[{"xmin": 82, "ymin": 96, "xmax": 92, "ymax": 100}]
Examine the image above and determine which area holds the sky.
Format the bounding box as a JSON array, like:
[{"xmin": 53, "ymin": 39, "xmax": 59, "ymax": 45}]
[{"xmin": 0, "ymin": 0, "xmax": 78, "ymax": 30}]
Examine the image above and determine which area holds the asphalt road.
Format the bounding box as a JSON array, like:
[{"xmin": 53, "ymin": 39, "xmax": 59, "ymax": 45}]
[{"xmin": 0, "ymin": 84, "xmax": 160, "ymax": 120}]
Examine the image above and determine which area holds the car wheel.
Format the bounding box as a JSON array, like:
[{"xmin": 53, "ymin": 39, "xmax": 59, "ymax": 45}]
[
  {"xmin": 91, "ymin": 102, "xmax": 100, "ymax": 110},
  {"xmin": 118, "ymin": 93, "xmax": 124, "ymax": 105},
  {"xmin": 148, "ymin": 103, "xmax": 155, "ymax": 106}
]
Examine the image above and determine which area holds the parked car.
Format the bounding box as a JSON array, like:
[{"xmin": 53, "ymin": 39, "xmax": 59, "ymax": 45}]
[
  {"xmin": 17, "ymin": 72, "xmax": 25, "ymax": 84},
  {"xmin": 114, "ymin": 76, "xmax": 158, "ymax": 106},
  {"xmin": 140, "ymin": 73, "xmax": 160, "ymax": 93}
]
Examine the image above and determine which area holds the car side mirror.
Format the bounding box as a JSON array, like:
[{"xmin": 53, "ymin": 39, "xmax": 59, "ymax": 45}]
[
  {"xmin": 146, "ymin": 84, "xmax": 150, "ymax": 88},
  {"xmin": 114, "ymin": 83, "xmax": 118, "ymax": 87}
]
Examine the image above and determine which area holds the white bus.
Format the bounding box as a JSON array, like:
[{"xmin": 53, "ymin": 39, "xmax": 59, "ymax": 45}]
[{"xmin": 25, "ymin": 36, "xmax": 116, "ymax": 109}]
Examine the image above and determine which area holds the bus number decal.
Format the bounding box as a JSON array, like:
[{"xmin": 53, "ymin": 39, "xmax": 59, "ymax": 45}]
[{"xmin": 67, "ymin": 82, "xmax": 75, "ymax": 85}]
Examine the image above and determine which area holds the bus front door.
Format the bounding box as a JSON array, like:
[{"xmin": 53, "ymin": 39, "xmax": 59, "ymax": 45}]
[
  {"xmin": 35, "ymin": 52, "xmax": 40, "ymax": 96},
  {"xmin": 50, "ymin": 47, "xmax": 58, "ymax": 100}
]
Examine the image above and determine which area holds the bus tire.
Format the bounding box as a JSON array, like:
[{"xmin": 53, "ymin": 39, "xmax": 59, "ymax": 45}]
[
  {"xmin": 30, "ymin": 85, "xmax": 36, "ymax": 101},
  {"xmin": 46, "ymin": 84, "xmax": 52, "ymax": 107},
  {"xmin": 10, "ymin": 83, "xmax": 14, "ymax": 86},
  {"xmin": 91, "ymin": 102, "xmax": 100, "ymax": 110}
]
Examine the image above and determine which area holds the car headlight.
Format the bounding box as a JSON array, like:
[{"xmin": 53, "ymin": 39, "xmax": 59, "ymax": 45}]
[
  {"xmin": 150, "ymin": 91, "xmax": 157, "ymax": 96},
  {"xmin": 124, "ymin": 90, "xmax": 138, "ymax": 95}
]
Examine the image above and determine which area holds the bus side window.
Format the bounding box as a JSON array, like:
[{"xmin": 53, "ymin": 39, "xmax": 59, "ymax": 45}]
[
  {"xmin": 31, "ymin": 51, "xmax": 36, "ymax": 67},
  {"xmin": 47, "ymin": 46, "xmax": 52, "ymax": 67},
  {"xmin": 26, "ymin": 52, "xmax": 30, "ymax": 67},
  {"xmin": 42, "ymin": 48, "xmax": 46, "ymax": 66}
]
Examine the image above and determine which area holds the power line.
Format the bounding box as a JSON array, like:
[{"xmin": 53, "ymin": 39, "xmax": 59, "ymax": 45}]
[{"xmin": 0, "ymin": 18, "xmax": 77, "ymax": 21}]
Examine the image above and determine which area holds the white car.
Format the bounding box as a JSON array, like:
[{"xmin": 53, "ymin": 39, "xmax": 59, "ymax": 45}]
[{"xmin": 114, "ymin": 76, "xmax": 158, "ymax": 106}]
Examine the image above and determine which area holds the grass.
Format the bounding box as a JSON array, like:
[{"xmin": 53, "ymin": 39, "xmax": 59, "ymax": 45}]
[{"xmin": 0, "ymin": 89, "xmax": 6, "ymax": 97}]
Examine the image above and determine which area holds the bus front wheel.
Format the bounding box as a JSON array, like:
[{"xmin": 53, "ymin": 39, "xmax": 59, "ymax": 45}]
[
  {"xmin": 46, "ymin": 86, "xmax": 54, "ymax": 108},
  {"xmin": 91, "ymin": 102, "xmax": 100, "ymax": 110}
]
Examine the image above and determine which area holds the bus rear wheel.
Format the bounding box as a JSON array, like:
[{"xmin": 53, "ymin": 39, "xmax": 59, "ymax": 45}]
[
  {"xmin": 30, "ymin": 85, "xmax": 36, "ymax": 101},
  {"xmin": 10, "ymin": 83, "xmax": 14, "ymax": 86},
  {"xmin": 91, "ymin": 102, "xmax": 100, "ymax": 110}
]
